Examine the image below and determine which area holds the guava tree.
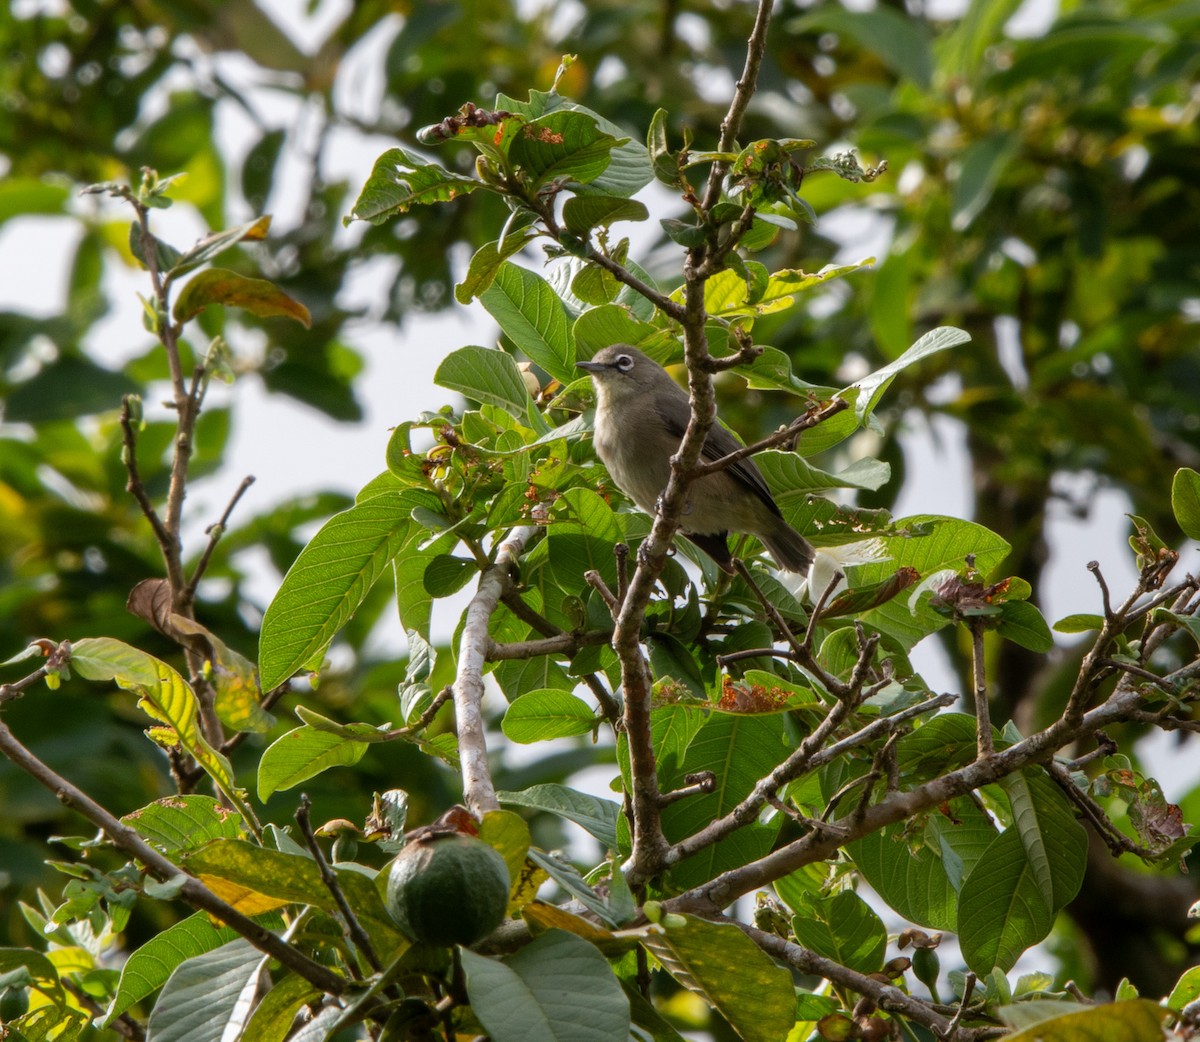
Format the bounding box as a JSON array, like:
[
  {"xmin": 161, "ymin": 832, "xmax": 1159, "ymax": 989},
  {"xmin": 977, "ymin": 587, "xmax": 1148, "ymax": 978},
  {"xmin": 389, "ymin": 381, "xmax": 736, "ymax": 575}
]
[{"xmin": 1, "ymin": 4, "xmax": 1199, "ymax": 1041}]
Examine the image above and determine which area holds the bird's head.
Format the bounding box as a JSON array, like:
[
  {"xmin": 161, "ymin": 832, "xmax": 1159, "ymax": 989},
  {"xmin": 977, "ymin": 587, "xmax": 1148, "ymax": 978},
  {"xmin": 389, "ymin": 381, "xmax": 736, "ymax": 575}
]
[{"xmin": 575, "ymin": 345, "xmax": 666, "ymax": 401}]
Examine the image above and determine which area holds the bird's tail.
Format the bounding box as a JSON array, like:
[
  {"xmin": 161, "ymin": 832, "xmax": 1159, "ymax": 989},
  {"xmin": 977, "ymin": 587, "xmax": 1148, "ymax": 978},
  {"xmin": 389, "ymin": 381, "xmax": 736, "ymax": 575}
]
[{"xmin": 760, "ymin": 522, "xmax": 815, "ymax": 575}]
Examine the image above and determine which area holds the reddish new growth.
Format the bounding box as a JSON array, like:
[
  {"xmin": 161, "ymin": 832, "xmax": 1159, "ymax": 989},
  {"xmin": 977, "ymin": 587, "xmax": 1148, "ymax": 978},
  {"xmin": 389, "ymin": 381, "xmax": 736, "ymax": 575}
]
[
  {"xmin": 525, "ymin": 126, "xmax": 564, "ymax": 144},
  {"xmin": 422, "ymin": 102, "xmax": 515, "ymax": 143},
  {"xmin": 718, "ymin": 676, "xmax": 793, "ymax": 713}
]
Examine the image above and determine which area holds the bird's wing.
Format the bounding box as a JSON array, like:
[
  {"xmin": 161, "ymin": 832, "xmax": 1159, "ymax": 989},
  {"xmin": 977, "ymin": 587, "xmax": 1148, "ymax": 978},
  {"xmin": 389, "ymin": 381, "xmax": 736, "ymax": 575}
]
[{"xmin": 653, "ymin": 388, "xmax": 783, "ymax": 517}]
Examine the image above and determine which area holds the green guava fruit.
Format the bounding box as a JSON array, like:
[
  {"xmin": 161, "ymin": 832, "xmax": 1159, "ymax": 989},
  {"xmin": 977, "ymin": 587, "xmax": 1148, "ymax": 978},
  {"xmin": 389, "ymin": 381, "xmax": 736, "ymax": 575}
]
[{"xmin": 384, "ymin": 831, "xmax": 511, "ymax": 947}]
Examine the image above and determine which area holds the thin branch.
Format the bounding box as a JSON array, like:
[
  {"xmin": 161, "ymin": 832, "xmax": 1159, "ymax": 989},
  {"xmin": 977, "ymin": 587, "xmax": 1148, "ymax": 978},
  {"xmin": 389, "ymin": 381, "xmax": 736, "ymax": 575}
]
[
  {"xmin": 395, "ymin": 686, "xmax": 454, "ymax": 736},
  {"xmin": 691, "ymin": 396, "xmax": 850, "ymax": 481},
  {"xmin": 805, "ymin": 567, "xmax": 844, "ymax": 649},
  {"xmin": 0, "ymin": 717, "xmax": 346, "ymax": 995},
  {"xmin": 63, "ymin": 978, "xmax": 146, "ymax": 1040},
  {"xmin": 454, "ymin": 525, "xmax": 536, "ymax": 817},
  {"xmin": 939, "ymin": 973, "xmax": 978, "ymax": 1041},
  {"xmin": 119, "ymin": 396, "xmax": 180, "ymax": 586},
  {"xmin": 659, "ymin": 772, "xmax": 717, "ymax": 807},
  {"xmin": 702, "ymin": 0, "xmax": 776, "ymax": 209},
  {"xmin": 662, "ymin": 678, "xmax": 1163, "ymax": 916},
  {"xmin": 968, "ymin": 619, "xmax": 993, "ymax": 759},
  {"xmin": 733, "ymin": 560, "xmax": 805, "ymax": 661},
  {"xmin": 1045, "ymin": 760, "xmax": 1162, "ymax": 860},
  {"xmin": 486, "ymin": 630, "xmax": 611, "ymax": 660},
  {"xmin": 747, "ymin": 924, "xmax": 1000, "ymax": 1041},
  {"xmin": 663, "ymin": 630, "xmax": 899, "ymax": 868},
  {"xmin": 585, "ymin": 569, "xmax": 620, "ymax": 619},
  {"xmin": 1088, "ymin": 560, "xmax": 1114, "ymax": 620},
  {"xmin": 0, "ymin": 664, "xmax": 49, "ymax": 704},
  {"xmin": 185, "ymin": 475, "xmax": 256, "ymax": 598},
  {"xmin": 295, "ymin": 794, "xmax": 382, "ymax": 975}
]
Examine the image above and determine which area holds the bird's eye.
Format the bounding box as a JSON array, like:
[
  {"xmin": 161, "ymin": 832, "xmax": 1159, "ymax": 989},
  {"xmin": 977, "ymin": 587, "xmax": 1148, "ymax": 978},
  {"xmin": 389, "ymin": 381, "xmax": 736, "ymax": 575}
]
[{"xmin": 615, "ymin": 354, "xmax": 634, "ymax": 372}]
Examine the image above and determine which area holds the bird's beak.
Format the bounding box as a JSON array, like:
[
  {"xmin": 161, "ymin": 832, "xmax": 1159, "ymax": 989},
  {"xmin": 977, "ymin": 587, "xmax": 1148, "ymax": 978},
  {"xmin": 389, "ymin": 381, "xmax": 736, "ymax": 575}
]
[{"xmin": 575, "ymin": 360, "xmax": 606, "ymax": 373}]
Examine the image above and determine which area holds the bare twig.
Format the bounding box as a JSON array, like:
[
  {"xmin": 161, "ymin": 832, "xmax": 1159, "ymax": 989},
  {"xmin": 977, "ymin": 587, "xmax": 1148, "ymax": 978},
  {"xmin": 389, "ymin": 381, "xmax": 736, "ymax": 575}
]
[
  {"xmin": 119, "ymin": 396, "xmax": 178, "ymax": 584},
  {"xmin": 1088, "ymin": 560, "xmax": 1114, "ymax": 620},
  {"xmin": 295, "ymin": 795, "xmax": 382, "ymax": 975},
  {"xmin": 63, "ymin": 978, "xmax": 146, "ymax": 1040},
  {"xmin": 486, "ymin": 630, "xmax": 611, "ymax": 661},
  {"xmin": 659, "ymin": 772, "xmax": 717, "ymax": 807},
  {"xmin": 969, "ymin": 619, "xmax": 994, "ymax": 759},
  {"xmin": 939, "ymin": 973, "xmax": 978, "ymax": 1040},
  {"xmin": 662, "ymin": 679, "xmax": 1164, "ymax": 916},
  {"xmin": 454, "ymin": 526, "xmax": 537, "ymax": 817},
  {"xmin": 733, "ymin": 559, "xmax": 806, "ymax": 662},
  {"xmin": 691, "ymin": 397, "xmax": 850, "ymax": 481},
  {"xmin": 186, "ymin": 475, "xmax": 256, "ymax": 598},
  {"xmin": 395, "ymin": 686, "xmax": 454, "ymax": 737},
  {"xmin": 747, "ymin": 925, "xmax": 1000, "ymax": 1041},
  {"xmin": 0, "ymin": 717, "xmax": 346, "ymax": 995},
  {"xmin": 0, "ymin": 664, "xmax": 49, "ymax": 705},
  {"xmin": 585, "ymin": 569, "xmax": 620, "ymax": 619}
]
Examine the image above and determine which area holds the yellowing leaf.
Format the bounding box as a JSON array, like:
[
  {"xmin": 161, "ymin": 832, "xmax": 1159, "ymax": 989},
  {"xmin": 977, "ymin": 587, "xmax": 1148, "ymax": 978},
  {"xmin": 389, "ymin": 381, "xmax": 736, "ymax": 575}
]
[{"xmin": 173, "ymin": 267, "xmax": 311, "ymax": 326}]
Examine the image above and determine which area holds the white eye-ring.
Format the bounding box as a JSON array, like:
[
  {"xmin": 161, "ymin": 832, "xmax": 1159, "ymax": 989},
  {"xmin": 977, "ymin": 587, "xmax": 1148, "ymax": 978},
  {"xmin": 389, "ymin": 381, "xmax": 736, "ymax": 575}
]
[{"xmin": 615, "ymin": 354, "xmax": 634, "ymax": 372}]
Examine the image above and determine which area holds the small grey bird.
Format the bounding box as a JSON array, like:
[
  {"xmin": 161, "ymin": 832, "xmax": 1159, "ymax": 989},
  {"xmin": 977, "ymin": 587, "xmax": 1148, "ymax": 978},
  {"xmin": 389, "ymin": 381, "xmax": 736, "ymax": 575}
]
[{"xmin": 576, "ymin": 345, "xmax": 814, "ymax": 574}]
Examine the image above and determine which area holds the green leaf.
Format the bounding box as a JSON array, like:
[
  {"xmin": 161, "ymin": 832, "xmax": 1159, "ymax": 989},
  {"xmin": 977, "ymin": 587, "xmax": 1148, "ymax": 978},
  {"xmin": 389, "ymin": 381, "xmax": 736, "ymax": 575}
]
[
  {"xmin": 958, "ymin": 826, "xmax": 1054, "ymax": 974},
  {"xmin": 184, "ymin": 839, "xmax": 404, "ymax": 956},
  {"xmin": 562, "ymin": 196, "xmax": 649, "ymax": 235},
  {"xmin": 527, "ymin": 849, "xmax": 617, "ymax": 926},
  {"xmin": 423, "ymin": 554, "xmax": 478, "ymax": 598},
  {"xmin": 256, "ymin": 724, "xmax": 369, "ymax": 802},
  {"xmin": 258, "ymin": 493, "xmax": 420, "ymax": 691},
  {"xmin": 647, "ymin": 107, "xmax": 682, "ymax": 187},
  {"xmin": 435, "ymin": 346, "xmax": 541, "ymax": 424},
  {"xmin": 1172, "ymin": 468, "xmax": 1200, "ymax": 540},
  {"xmin": 952, "ymin": 134, "xmax": 1018, "ymax": 231},
  {"xmin": 0, "ymin": 948, "xmax": 65, "ymax": 1003},
  {"xmin": 481, "ymin": 261, "xmax": 574, "ymax": 382},
  {"xmin": 104, "ymin": 913, "xmax": 242, "ymax": 1025},
  {"xmin": 129, "ymin": 220, "xmax": 183, "ymax": 273},
  {"xmin": 166, "ymin": 216, "xmax": 272, "ymax": 280},
  {"xmin": 3, "ymin": 356, "xmax": 141, "ymax": 423},
  {"xmin": 642, "ymin": 915, "xmax": 796, "ymax": 1042},
  {"xmin": 0, "ymin": 177, "xmax": 70, "ymax": 224},
  {"xmin": 509, "ymin": 111, "xmax": 623, "ymax": 189},
  {"xmin": 70, "ymin": 638, "xmax": 235, "ymax": 794},
  {"xmin": 995, "ymin": 600, "xmax": 1054, "ymax": 652},
  {"xmin": 497, "ymin": 785, "xmax": 620, "ymax": 851},
  {"xmin": 850, "ymin": 796, "xmax": 997, "ymax": 931},
  {"xmin": 999, "ymin": 769, "xmax": 1088, "ymax": 914},
  {"xmin": 936, "ymin": 0, "xmax": 1025, "ymax": 83},
  {"xmin": 859, "ymin": 517, "xmax": 1010, "ymax": 649},
  {"xmin": 456, "ymin": 234, "xmax": 539, "ymax": 304},
  {"xmin": 675, "ymin": 260, "xmax": 872, "ymax": 321},
  {"xmin": 660, "ymin": 714, "xmax": 786, "ymax": 891},
  {"xmin": 348, "ymin": 147, "xmax": 484, "ymax": 224},
  {"xmin": 461, "ymin": 929, "xmax": 631, "ymax": 1042},
  {"xmin": 791, "ymin": 891, "xmax": 888, "ymax": 974},
  {"xmin": 852, "ymin": 327, "xmax": 972, "ymax": 420},
  {"xmin": 394, "ymin": 527, "xmax": 457, "ymax": 640},
  {"xmin": 502, "ymin": 689, "xmax": 596, "ymax": 743},
  {"xmin": 173, "ymin": 268, "xmax": 311, "ymax": 326},
  {"xmin": 121, "ymin": 795, "xmax": 246, "ymax": 855},
  {"xmin": 1002, "ymin": 999, "xmax": 1169, "ymax": 1042},
  {"xmin": 239, "ymin": 974, "xmax": 321, "ymax": 1042},
  {"xmin": 146, "ymin": 939, "xmax": 265, "ymax": 1042},
  {"xmin": 572, "ymin": 305, "xmax": 666, "ymax": 361},
  {"xmin": 1053, "ymin": 613, "xmax": 1105, "ymax": 634},
  {"xmin": 793, "ymin": 6, "xmax": 932, "ymax": 87}
]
